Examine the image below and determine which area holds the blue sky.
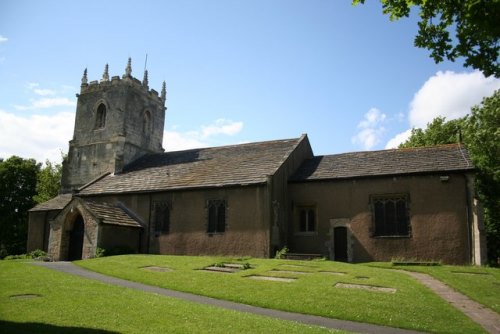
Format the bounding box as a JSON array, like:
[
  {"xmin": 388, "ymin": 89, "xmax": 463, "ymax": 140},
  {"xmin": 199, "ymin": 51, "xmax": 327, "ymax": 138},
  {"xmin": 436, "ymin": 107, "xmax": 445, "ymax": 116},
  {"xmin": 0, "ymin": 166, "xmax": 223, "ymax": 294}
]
[{"xmin": 0, "ymin": 0, "xmax": 498, "ymax": 163}]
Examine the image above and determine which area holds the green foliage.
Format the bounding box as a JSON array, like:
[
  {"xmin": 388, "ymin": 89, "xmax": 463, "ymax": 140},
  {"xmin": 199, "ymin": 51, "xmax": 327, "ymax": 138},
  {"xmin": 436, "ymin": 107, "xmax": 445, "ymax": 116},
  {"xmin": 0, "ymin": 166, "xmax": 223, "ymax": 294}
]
[
  {"xmin": 0, "ymin": 156, "xmax": 40, "ymax": 256},
  {"xmin": 465, "ymin": 90, "xmax": 500, "ymax": 264},
  {"xmin": 3, "ymin": 249, "xmax": 47, "ymax": 260},
  {"xmin": 29, "ymin": 249, "xmax": 47, "ymax": 259},
  {"xmin": 353, "ymin": 0, "xmax": 500, "ymax": 77},
  {"xmin": 399, "ymin": 117, "xmax": 465, "ymax": 148},
  {"xmin": 95, "ymin": 247, "xmax": 106, "ymax": 258},
  {"xmin": 400, "ymin": 90, "xmax": 500, "ymax": 265},
  {"xmin": 33, "ymin": 160, "xmax": 62, "ymax": 204},
  {"xmin": 275, "ymin": 246, "xmax": 289, "ymax": 259}
]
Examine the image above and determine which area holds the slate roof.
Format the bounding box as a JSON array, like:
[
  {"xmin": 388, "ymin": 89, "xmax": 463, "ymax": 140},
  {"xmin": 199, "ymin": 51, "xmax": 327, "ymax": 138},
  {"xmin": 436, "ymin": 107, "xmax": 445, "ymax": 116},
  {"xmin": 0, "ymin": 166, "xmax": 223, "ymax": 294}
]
[
  {"xmin": 291, "ymin": 144, "xmax": 474, "ymax": 181},
  {"xmin": 79, "ymin": 136, "xmax": 305, "ymax": 195},
  {"xmin": 85, "ymin": 201, "xmax": 142, "ymax": 228},
  {"xmin": 29, "ymin": 193, "xmax": 73, "ymax": 212}
]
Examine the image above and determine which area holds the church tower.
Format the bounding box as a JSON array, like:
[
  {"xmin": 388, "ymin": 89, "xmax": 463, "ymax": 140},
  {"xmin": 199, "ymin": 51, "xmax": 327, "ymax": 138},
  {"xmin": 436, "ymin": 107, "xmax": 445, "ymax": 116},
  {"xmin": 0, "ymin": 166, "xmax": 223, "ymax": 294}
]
[{"xmin": 61, "ymin": 58, "xmax": 167, "ymax": 193}]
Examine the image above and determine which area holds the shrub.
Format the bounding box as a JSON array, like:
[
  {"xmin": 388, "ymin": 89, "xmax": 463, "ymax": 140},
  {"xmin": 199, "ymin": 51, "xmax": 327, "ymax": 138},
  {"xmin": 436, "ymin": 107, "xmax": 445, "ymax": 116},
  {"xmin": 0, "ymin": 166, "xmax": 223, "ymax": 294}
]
[{"xmin": 275, "ymin": 246, "xmax": 289, "ymax": 259}]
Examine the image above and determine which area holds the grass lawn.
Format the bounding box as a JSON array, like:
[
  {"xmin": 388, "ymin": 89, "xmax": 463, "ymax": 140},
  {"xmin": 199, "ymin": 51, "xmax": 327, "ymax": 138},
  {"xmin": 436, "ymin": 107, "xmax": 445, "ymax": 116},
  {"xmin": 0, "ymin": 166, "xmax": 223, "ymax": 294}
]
[
  {"xmin": 369, "ymin": 262, "xmax": 500, "ymax": 313},
  {"xmin": 0, "ymin": 260, "xmax": 343, "ymax": 334},
  {"xmin": 77, "ymin": 255, "xmax": 486, "ymax": 333}
]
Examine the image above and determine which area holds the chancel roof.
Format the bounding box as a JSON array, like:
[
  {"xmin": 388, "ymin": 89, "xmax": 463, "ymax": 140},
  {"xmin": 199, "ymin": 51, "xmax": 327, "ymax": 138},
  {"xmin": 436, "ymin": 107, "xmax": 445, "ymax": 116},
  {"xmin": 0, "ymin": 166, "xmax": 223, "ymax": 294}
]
[
  {"xmin": 291, "ymin": 144, "xmax": 474, "ymax": 181},
  {"xmin": 79, "ymin": 136, "xmax": 306, "ymax": 195}
]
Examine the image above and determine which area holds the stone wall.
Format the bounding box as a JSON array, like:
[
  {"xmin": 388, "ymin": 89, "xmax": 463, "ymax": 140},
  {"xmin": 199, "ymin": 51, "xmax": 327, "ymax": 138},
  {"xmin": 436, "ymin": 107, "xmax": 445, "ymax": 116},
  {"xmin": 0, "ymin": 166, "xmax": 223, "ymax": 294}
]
[
  {"xmin": 85, "ymin": 185, "xmax": 271, "ymax": 258},
  {"xmin": 289, "ymin": 173, "xmax": 472, "ymax": 264}
]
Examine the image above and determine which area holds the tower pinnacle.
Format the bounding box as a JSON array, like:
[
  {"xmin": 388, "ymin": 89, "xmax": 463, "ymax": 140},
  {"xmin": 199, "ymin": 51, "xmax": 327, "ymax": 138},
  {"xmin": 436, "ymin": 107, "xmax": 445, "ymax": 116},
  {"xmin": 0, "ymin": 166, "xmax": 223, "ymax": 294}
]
[
  {"xmin": 81, "ymin": 68, "xmax": 88, "ymax": 85},
  {"xmin": 161, "ymin": 81, "xmax": 167, "ymax": 102},
  {"xmin": 123, "ymin": 57, "xmax": 132, "ymax": 78},
  {"xmin": 142, "ymin": 70, "xmax": 149, "ymax": 88},
  {"xmin": 101, "ymin": 64, "xmax": 109, "ymax": 82}
]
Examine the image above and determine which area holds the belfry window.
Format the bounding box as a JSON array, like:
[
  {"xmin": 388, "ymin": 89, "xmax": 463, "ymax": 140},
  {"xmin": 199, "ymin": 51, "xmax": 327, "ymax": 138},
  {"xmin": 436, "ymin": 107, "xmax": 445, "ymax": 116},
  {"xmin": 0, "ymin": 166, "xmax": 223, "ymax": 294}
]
[{"xmin": 95, "ymin": 103, "xmax": 106, "ymax": 129}]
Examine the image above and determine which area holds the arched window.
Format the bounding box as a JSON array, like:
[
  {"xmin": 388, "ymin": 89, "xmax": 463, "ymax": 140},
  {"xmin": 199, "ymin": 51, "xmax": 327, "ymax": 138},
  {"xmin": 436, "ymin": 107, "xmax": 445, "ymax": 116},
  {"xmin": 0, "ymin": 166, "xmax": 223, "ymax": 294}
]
[
  {"xmin": 95, "ymin": 103, "xmax": 106, "ymax": 129},
  {"xmin": 143, "ymin": 110, "xmax": 152, "ymax": 134}
]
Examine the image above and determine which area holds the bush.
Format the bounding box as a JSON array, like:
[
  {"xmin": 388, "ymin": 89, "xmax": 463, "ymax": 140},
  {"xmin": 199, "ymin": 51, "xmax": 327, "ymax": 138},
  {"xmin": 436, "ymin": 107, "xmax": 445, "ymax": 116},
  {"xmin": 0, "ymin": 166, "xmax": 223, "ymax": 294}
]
[
  {"xmin": 29, "ymin": 249, "xmax": 47, "ymax": 259},
  {"xmin": 275, "ymin": 246, "xmax": 289, "ymax": 259},
  {"xmin": 95, "ymin": 247, "xmax": 106, "ymax": 258}
]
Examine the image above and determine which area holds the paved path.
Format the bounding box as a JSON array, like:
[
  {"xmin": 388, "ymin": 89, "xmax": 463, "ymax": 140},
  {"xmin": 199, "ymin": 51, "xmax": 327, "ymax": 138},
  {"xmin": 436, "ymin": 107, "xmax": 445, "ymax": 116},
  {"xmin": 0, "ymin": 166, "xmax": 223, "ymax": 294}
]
[
  {"xmin": 399, "ymin": 270, "xmax": 500, "ymax": 334},
  {"xmin": 34, "ymin": 262, "xmax": 423, "ymax": 334}
]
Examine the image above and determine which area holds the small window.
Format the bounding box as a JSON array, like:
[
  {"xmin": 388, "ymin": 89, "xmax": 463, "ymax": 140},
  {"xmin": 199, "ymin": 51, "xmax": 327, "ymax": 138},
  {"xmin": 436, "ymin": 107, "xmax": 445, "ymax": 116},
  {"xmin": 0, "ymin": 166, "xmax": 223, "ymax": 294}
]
[
  {"xmin": 371, "ymin": 194, "xmax": 410, "ymax": 237},
  {"xmin": 153, "ymin": 202, "xmax": 170, "ymax": 235},
  {"xmin": 95, "ymin": 103, "xmax": 106, "ymax": 129},
  {"xmin": 207, "ymin": 200, "xmax": 226, "ymax": 233},
  {"xmin": 297, "ymin": 206, "xmax": 316, "ymax": 233}
]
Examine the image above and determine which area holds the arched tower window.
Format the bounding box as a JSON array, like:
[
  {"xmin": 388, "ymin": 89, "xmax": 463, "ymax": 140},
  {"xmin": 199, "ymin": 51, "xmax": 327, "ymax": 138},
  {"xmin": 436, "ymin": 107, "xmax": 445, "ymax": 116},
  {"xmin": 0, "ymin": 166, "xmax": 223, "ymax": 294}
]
[
  {"xmin": 143, "ymin": 110, "xmax": 152, "ymax": 134},
  {"xmin": 95, "ymin": 103, "xmax": 107, "ymax": 129}
]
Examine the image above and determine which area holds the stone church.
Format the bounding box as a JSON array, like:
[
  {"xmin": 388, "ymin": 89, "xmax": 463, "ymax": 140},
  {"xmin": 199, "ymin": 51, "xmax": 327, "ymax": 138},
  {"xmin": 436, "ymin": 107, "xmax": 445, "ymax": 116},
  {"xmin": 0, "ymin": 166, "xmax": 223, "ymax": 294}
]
[{"xmin": 27, "ymin": 59, "xmax": 487, "ymax": 265}]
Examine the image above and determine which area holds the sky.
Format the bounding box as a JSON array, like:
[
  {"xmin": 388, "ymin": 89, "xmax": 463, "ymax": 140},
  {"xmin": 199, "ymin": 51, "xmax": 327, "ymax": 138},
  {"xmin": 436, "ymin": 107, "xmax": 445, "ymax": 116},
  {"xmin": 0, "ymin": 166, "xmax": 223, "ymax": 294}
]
[{"xmin": 0, "ymin": 0, "xmax": 499, "ymax": 163}]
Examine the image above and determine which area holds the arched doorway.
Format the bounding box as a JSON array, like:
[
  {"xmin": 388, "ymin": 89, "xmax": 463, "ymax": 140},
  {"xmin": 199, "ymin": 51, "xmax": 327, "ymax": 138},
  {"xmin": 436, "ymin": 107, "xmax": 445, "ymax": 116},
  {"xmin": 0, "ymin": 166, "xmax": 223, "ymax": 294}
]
[
  {"xmin": 68, "ymin": 215, "xmax": 84, "ymax": 261},
  {"xmin": 334, "ymin": 226, "xmax": 348, "ymax": 262}
]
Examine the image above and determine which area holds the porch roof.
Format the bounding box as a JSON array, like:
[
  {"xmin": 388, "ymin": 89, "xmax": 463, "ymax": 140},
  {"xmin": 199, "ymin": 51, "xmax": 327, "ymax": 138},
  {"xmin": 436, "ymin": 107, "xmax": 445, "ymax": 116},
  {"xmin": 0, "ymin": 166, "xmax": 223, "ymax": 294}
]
[{"xmin": 85, "ymin": 201, "xmax": 142, "ymax": 228}]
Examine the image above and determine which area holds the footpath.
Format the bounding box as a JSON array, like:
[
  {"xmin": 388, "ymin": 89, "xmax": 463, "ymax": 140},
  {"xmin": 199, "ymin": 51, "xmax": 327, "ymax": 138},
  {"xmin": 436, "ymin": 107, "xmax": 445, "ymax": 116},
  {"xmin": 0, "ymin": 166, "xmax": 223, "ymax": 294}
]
[{"xmin": 35, "ymin": 262, "xmax": 500, "ymax": 333}]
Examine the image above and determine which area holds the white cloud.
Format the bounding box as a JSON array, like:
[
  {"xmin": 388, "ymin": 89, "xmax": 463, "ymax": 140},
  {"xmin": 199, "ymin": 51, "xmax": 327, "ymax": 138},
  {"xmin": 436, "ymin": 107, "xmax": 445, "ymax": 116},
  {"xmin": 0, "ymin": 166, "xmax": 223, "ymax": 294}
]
[
  {"xmin": 163, "ymin": 118, "xmax": 244, "ymax": 151},
  {"xmin": 385, "ymin": 129, "xmax": 412, "ymax": 149},
  {"xmin": 201, "ymin": 118, "xmax": 243, "ymax": 138},
  {"xmin": 352, "ymin": 108, "xmax": 387, "ymax": 150},
  {"xmin": 0, "ymin": 35, "xmax": 7, "ymax": 43},
  {"xmin": 0, "ymin": 109, "xmax": 74, "ymax": 163},
  {"xmin": 409, "ymin": 71, "xmax": 500, "ymax": 128},
  {"xmin": 385, "ymin": 71, "xmax": 500, "ymax": 148},
  {"xmin": 14, "ymin": 97, "xmax": 76, "ymax": 110},
  {"xmin": 27, "ymin": 82, "xmax": 55, "ymax": 96},
  {"xmin": 163, "ymin": 131, "xmax": 209, "ymax": 151}
]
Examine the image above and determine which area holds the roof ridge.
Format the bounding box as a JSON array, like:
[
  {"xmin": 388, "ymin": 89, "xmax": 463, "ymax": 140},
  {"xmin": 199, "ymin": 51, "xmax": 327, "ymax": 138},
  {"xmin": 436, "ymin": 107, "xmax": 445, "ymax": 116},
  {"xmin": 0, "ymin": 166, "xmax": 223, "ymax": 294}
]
[
  {"xmin": 163, "ymin": 136, "xmax": 303, "ymax": 154},
  {"xmin": 319, "ymin": 143, "xmax": 464, "ymax": 158}
]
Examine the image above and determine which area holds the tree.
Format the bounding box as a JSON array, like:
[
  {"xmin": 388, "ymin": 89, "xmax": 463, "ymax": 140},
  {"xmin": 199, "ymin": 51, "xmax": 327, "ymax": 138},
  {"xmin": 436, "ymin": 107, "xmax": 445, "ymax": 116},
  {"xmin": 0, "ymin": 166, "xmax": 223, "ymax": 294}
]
[
  {"xmin": 399, "ymin": 117, "xmax": 465, "ymax": 148},
  {"xmin": 400, "ymin": 90, "xmax": 500, "ymax": 264},
  {"xmin": 464, "ymin": 90, "xmax": 500, "ymax": 264},
  {"xmin": 34, "ymin": 160, "xmax": 62, "ymax": 204},
  {"xmin": 0, "ymin": 156, "xmax": 40, "ymax": 257},
  {"xmin": 353, "ymin": 0, "xmax": 500, "ymax": 77}
]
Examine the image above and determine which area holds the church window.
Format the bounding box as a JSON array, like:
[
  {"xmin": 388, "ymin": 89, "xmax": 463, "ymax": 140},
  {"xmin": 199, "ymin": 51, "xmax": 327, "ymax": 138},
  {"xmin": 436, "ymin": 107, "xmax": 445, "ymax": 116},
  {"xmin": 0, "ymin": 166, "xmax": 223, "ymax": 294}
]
[
  {"xmin": 297, "ymin": 206, "xmax": 316, "ymax": 234},
  {"xmin": 371, "ymin": 194, "xmax": 410, "ymax": 237},
  {"xmin": 153, "ymin": 202, "xmax": 170, "ymax": 235},
  {"xmin": 207, "ymin": 200, "xmax": 226, "ymax": 233},
  {"xmin": 95, "ymin": 103, "xmax": 106, "ymax": 129}
]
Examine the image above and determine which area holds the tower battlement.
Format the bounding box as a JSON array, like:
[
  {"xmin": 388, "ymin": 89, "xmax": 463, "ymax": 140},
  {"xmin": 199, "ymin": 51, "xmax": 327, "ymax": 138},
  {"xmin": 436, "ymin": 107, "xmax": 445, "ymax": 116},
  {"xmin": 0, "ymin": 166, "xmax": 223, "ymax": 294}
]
[{"xmin": 79, "ymin": 58, "xmax": 166, "ymax": 105}]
